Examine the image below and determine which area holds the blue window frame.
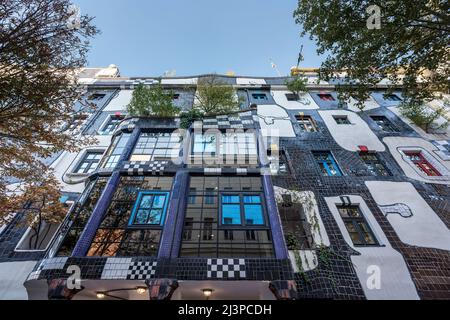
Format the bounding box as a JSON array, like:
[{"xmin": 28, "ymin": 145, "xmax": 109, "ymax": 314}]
[
  {"xmin": 384, "ymin": 94, "xmax": 401, "ymax": 102},
  {"xmin": 221, "ymin": 194, "xmax": 265, "ymax": 226},
  {"xmin": 129, "ymin": 191, "xmax": 170, "ymax": 227},
  {"xmin": 313, "ymin": 151, "xmax": 343, "ymax": 176}
]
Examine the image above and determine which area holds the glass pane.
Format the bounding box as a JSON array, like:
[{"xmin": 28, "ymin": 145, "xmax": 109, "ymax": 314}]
[
  {"xmin": 222, "ymin": 195, "xmax": 240, "ymax": 203},
  {"xmin": 243, "ymin": 195, "xmax": 261, "ymax": 204},
  {"xmin": 244, "ymin": 204, "xmax": 264, "ymax": 225},
  {"xmin": 152, "ymin": 195, "xmax": 166, "ymax": 209},
  {"xmin": 134, "ymin": 209, "xmax": 149, "ymax": 224},
  {"xmin": 148, "ymin": 209, "xmax": 162, "ymax": 225},
  {"xmin": 222, "ymin": 205, "xmax": 241, "ymax": 225},
  {"xmin": 139, "ymin": 195, "xmax": 153, "ymax": 209}
]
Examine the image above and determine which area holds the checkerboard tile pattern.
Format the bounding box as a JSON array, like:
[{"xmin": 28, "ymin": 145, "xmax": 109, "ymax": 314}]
[
  {"xmin": 193, "ymin": 111, "xmax": 258, "ymax": 130},
  {"xmin": 207, "ymin": 259, "xmax": 246, "ymax": 279},
  {"xmin": 124, "ymin": 161, "xmax": 167, "ymax": 175},
  {"xmin": 127, "ymin": 261, "xmax": 158, "ymax": 280},
  {"xmin": 433, "ymin": 140, "xmax": 450, "ymax": 160}
]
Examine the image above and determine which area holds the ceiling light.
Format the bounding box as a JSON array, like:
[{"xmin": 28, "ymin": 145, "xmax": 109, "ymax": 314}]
[
  {"xmin": 202, "ymin": 289, "xmax": 214, "ymax": 299},
  {"xmin": 136, "ymin": 287, "xmax": 147, "ymax": 295},
  {"xmin": 96, "ymin": 292, "xmax": 106, "ymax": 299}
]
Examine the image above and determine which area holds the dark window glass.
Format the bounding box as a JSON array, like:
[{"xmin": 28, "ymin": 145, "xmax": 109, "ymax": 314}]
[
  {"xmin": 252, "ymin": 93, "xmax": 268, "ymax": 101},
  {"xmin": 333, "ymin": 115, "xmax": 351, "ymax": 125},
  {"xmin": 318, "ymin": 93, "xmax": 335, "ymax": 101},
  {"xmin": 360, "ymin": 153, "xmax": 390, "ymax": 176},
  {"xmin": 338, "ymin": 206, "xmax": 378, "ymax": 246},
  {"xmin": 384, "ymin": 94, "xmax": 402, "ymax": 102},
  {"xmin": 286, "ymin": 93, "xmax": 299, "ymax": 101},
  {"xmin": 370, "ymin": 116, "xmax": 399, "ymax": 132}
]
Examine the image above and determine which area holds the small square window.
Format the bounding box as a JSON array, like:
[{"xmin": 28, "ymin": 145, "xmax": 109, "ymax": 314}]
[
  {"xmin": 172, "ymin": 94, "xmax": 180, "ymax": 100},
  {"xmin": 88, "ymin": 93, "xmax": 106, "ymax": 101},
  {"xmin": 384, "ymin": 94, "xmax": 402, "ymax": 102},
  {"xmin": 296, "ymin": 115, "xmax": 318, "ymax": 132},
  {"xmin": 101, "ymin": 115, "xmax": 124, "ymax": 134},
  {"xmin": 370, "ymin": 116, "xmax": 398, "ymax": 132},
  {"xmin": 286, "ymin": 93, "xmax": 300, "ymax": 101},
  {"xmin": 252, "ymin": 93, "xmax": 268, "ymax": 101},
  {"xmin": 360, "ymin": 153, "xmax": 390, "ymax": 176},
  {"xmin": 333, "ymin": 115, "xmax": 351, "ymax": 125},
  {"xmin": 318, "ymin": 93, "xmax": 335, "ymax": 101}
]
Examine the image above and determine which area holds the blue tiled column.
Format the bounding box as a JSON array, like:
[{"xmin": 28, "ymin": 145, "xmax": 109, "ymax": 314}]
[
  {"xmin": 263, "ymin": 174, "xmax": 289, "ymax": 259},
  {"xmin": 158, "ymin": 171, "xmax": 189, "ymax": 258},
  {"xmin": 72, "ymin": 127, "xmax": 141, "ymax": 257}
]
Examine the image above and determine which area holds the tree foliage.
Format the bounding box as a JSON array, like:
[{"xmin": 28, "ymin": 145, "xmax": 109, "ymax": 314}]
[
  {"xmin": 0, "ymin": 0, "xmax": 99, "ymax": 223},
  {"xmin": 193, "ymin": 75, "xmax": 242, "ymax": 115},
  {"xmin": 400, "ymin": 99, "xmax": 449, "ymax": 133},
  {"xmin": 294, "ymin": 0, "xmax": 450, "ymax": 108},
  {"xmin": 127, "ymin": 83, "xmax": 181, "ymax": 117},
  {"xmin": 286, "ymin": 76, "xmax": 308, "ymax": 96}
]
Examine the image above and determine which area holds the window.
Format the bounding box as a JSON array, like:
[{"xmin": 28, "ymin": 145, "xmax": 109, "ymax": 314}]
[
  {"xmin": 101, "ymin": 115, "xmax": 124, "ymax": 135},
  {"xmin": 181, "ymin": 176, "xmax": 273, "ymax": 258},
  {"xmin": 67, "ymin": 114, "xmax": 88, "ymax": 132},
  {"xmin": 75, "ymin": 151, "xmax": 104, "ymax": 174},
  {"xmin": 88, "ymin": 93, "xmax": 106, "ymax": 101},
  {"xmin": 252, "ymin": 93, "xmax": 268, "ymax": 101},
  {"xmin": 221, "ymin": 194, "xmax": 264, "ymax": 226},
  {"xmin": 296, "ymin": 115, "xmax": 318, "ymax": 132},
  {"xmin": 268, "ymin": 150, "xmax": 290, "ymax": 175},
  {"xmin": 360, "ymin": 153, "xmax": 390, "ymax": 176},
  {"xmin": 333, "ymin": 115, "xmax": 351, "ymax": 125},
  {"xmin": 384, "ymin": 94, "xmax": 401, "ymax": 102},
  {"xmin": 83, "ymin": 176, "xmax": 171, "ymax": 257},
  {"xmin": 286, "ymin": 93, "xmax": 300, "ymax": 101},
  {"xmin": 313, "ymin": 151, "xmax": 342, "ymax": 176},
  {"xmin": 278, "ymin": 201, "xmax": 313, "ymax": 250},
  {"xmin": 338, "ymin": 206, "xmax": 378, "ymax": 246},
  {"xmin": 103, "ymin": 133, "xmax": 131, "ymax": 169},
  {"xmin": 193, "ymin": 133, "xmax": 217, "ymax": 155},
  {"xmin": 131, "ymin": 132, "xmax": 182, "ymax": 162},
  {"xmin": 129, "ymin": 192, "xmax": 169, "ymax": 226},
  {"xmin": 318, "ymin": 93, "xmax": 335, "ymax": 101},
  {"xmin": 370, "ymin": 116, "xmax": 398, "ymax": 132},
  {"xmin": 192, "ymin": 132, "xmax": 257, "ymax": 163},
  {"xmin": 404, "ymin": 151, "xmax": 441, "ymax": 176},
  {"xmin": 172, "ymin": 94, "xmax": 180, "ymax": 100}
]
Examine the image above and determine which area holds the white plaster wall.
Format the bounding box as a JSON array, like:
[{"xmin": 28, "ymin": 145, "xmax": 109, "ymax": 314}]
[
  {"xmin": 346, "ymin": 96, "xmax": 381, "ymax": 113},
  {"xmin": 383, "ymin": 136, "xmax": 450, "ymax": 184},
  {"xmin": 0, "ymin": 261, "xmax": 36, "ymax": 300},
  {"xmin": 258, "ymin": 105, "xmax": 295, "ymax": 138},
  {"xmin": 325, "ymin": 195, "xmax": 419, "ymax": 300},
  {"xmin": 366, "ymin": 181, "xmax": 450, "ymax": 251},
  {"xmin": 318, "ymin": 110, "xmax": 385, "ymax": 152},
  {"xmin": 51, "ymin": 135, "xmax": 112, "ymax": 193},
  {"xmin": 271, "ymin": 90, "xmax": 319, "ymax": 110},
  {"xmin": 103, "ymin": 90, "xmax": 133, "ymax": 112},
  {"xmin": 236, "ymin": 78, "xmax": 266, "ymax": 85}
]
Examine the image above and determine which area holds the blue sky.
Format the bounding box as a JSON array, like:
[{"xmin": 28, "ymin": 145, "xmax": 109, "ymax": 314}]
[{"xmin": 74, "ymin": 0, "xmax": 324, "ymax": 77}]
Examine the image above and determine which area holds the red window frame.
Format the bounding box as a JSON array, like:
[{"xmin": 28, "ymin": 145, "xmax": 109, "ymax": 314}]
[{"xmin": 404, "ymin": 152, "xmax": 441, "ymax": 176}]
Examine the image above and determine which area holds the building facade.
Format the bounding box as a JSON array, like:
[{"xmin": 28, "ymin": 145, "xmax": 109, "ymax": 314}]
[{"xmin": 1, "ymin": 67, "xmax": 450, "ymax": 300}]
